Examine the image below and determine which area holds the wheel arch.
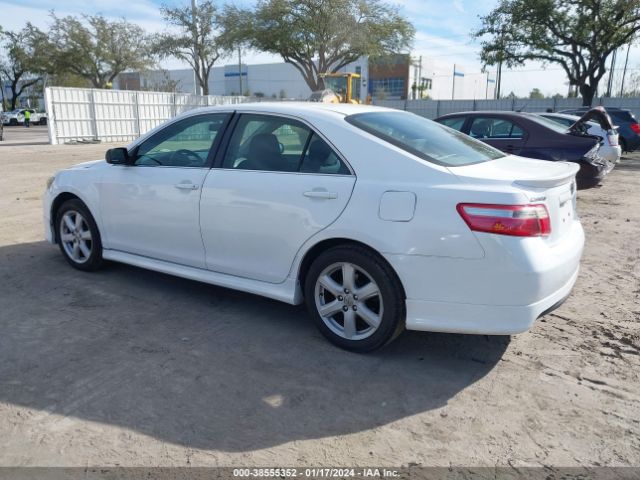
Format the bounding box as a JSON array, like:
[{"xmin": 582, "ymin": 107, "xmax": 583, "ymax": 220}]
[
  {"xmin": 296, "ymin": 237, "xmax": 406, "ymax": 300},
  {"xmin": 50, "ymin": 192, "xmax": 93, "ymax": 243}
]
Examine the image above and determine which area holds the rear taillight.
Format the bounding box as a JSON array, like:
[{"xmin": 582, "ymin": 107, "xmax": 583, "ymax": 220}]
[
  {"xmin": 631, "ymin": 123, "xmax": 640, "ymax": 134},
  {"xmin": 607, "ymin": 133, "xmax": 618, "ymax": 146},
  {"xmin": 457, "ymin": 203, "xmax": 551, "ymax": 237}
]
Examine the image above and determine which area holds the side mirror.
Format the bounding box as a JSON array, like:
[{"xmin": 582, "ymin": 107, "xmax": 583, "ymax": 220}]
[{"xmin": 106, "ymin": 147, "xmax": 130, "ymax": 165}]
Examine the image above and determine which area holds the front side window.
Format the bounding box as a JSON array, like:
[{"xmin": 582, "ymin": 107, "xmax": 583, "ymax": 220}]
[
  {"xmin": 134, "ymin": 113, "xmax": 229, "ymax": 167},
  {"xmin": 222, "ymin": 114, "xmax": 349, "ymax": 174},
  {"xmin": 346, "ymin": 111, "xmax": 504, "ymax": 167},
  {"xmin": 469, "ymin": 117, "xmax": 524, "ymax": 139}
]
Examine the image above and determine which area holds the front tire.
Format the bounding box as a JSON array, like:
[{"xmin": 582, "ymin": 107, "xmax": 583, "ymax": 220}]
[
  {"xmin": 55, "ymin": 199, "xmax": 103, "ymax": 271},
  {"xmin": 304, "ymin": 245, "xmax": 405, "ymax": 352}
]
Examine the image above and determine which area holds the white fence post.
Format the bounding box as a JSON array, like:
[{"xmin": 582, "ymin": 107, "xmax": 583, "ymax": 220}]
[
  {"xmin": 89, "ymin": 90, "xmax": 99, "ymax": 141},
  {"xmin": 44, "ymin": 87, "xmax": 57, "ymax": 145},
  {"xmin": 134, "ymin": 92, "xmax": 141, "ymax": 137}
]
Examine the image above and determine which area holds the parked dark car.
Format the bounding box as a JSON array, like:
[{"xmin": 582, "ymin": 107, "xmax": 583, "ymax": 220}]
[
  {"xmin": 434, "ymin": 111, "xmax": 614, "ymax": 188},
  {"xmin": 559, "ymin": 107, "xmax": 640, "ymax": 153}
]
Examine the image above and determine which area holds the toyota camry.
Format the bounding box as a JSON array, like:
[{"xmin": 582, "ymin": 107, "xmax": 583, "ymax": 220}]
[{"xmin": 44, "ymin": 103, "xmax": 585, "ymax": 352}]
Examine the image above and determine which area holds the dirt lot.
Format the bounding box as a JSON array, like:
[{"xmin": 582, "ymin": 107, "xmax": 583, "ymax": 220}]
[
  {"xmin": 0, "ymin": 140, "xmax": 638, "ymax": 468},
  {"xmin": 0, "ymin": 125, "xmax": 49, "ymax": 146}
]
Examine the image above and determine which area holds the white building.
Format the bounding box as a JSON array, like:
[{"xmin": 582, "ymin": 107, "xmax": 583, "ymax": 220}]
[{"xmin": 115, "ymin": 55, "xmax": 493, "ymax": 101}]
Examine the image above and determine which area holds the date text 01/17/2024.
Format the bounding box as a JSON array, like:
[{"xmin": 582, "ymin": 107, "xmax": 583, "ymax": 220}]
[{"xmin": 232, "ymin": 468, "xmax": 400, "ymax": 478}]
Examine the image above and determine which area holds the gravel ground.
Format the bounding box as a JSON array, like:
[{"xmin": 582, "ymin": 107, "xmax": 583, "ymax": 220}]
[{"xmin": 0, "ymin": 142, "xmax": 638, "ymax": 468}]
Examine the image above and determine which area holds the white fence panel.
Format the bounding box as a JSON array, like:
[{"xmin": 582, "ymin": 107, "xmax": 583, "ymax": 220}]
[
  {"xmin": 136, "ymin": 91, "xmax": 175, "ymax": 135},
  {"xmin": 45, "ymin": 87, "xmax": 247, "ymax": 145}
]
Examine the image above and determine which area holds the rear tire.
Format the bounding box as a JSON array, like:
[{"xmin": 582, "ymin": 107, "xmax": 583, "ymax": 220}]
[
  {"xmin": 39, "ymin": 118, "xmax": 47, "ymax": 126},
  {"xmin": 55, "ymin": 199, "xmax": 104, "ymax": 271},
  {"xmin": 304, "ymin": 245, "xmax": 405, "ymax": 352}
]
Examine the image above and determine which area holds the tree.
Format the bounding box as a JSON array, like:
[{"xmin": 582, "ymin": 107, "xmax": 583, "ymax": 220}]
[
  {"xmin": 153, "ymin": 1, "xmax": 227, "ymax": 96},
  {"xmin": 529, "ymin": 88, "xmax": 545, "ymax": 99},
  {"xmin": 0, "ymin": 25, "xmax": 49, "ymax": 110},
  {"xmin": 222, "ymin": 0, "xmax": 415, "ymax": 92},
  {"xmin": 475, "ymin": 0, "xmax": 640, "ymax": 106},
  {"xmin": 48, "ymin": 14, "xmax": 153, "ymax": 89}
]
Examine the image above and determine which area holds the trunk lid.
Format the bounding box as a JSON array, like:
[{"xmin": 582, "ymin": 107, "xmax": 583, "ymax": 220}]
[{"xmin": 448, "ymin": 155, "xmax": 579, "ymax": 244}]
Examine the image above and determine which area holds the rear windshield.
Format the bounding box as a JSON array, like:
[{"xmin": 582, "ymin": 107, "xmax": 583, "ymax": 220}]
[
  {"xmin": 524, "ymin": 113, "xmax": 569, "ymax": 133},
  {"xmin": 346, "ymin": 111, "xmax": 504, "ymax": 166},
  {"xmin": 610, "ymin": 111, "xmax": 636, "ymax": 123}
]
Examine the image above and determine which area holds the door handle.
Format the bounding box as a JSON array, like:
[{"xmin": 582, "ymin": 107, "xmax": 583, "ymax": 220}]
[
  {"xmin": 303, "ymin": 191, "xmax": 338, "ymax": 199},
  {"xmin": 174, "ymin": 182, "xmax": 199, "ymax": 190}
]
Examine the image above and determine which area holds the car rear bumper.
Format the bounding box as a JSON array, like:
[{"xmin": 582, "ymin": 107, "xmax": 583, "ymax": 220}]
[
  {"xmin": 404, "ymin": 266, "xmax": 579, "ymax": 335},
  {"xmin": 576, "ymin": 158, "xmax": 615, "ymax": 186},
  {"xmin": 386, "ymin": 219, "xmax": 584, "ymax": 335},
  {"xmin": 601, "ymin": 145, "xmax": 622, "ymax": 164}
]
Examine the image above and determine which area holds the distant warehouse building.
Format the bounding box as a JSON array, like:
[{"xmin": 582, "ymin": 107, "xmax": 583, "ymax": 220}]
[{"xmin": 115, "ymin": 55, "xmax": 494, "ymax": 101}]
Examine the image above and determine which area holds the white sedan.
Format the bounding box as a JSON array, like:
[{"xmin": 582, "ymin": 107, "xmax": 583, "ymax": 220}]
[{"xmin": 44, "ymin": 103, "xmax": 584, "ymax": 352}]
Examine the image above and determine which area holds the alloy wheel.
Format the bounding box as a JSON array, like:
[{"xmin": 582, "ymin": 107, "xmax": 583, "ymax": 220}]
[
  {"xmin": 60, "ymin": 210, "xmax": 93, "ymax": 264},
  {"xmin": 314, "ymin": 262, "xmax": 384, "ymax": 341}
]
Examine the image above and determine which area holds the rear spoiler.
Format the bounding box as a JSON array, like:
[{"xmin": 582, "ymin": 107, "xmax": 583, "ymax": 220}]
[
  {"xmin": 569, "ymin": 106, "xmax": 614, "ymax": 132},
  {"xmin": 514, "ymin": 162, "xmax": 579, "ymax": 188}
]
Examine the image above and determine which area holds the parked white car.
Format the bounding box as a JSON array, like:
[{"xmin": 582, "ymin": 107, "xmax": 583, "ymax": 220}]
[
  {"xmin": 43, "ymin": 103, "xmax": 584, "ymax": 352},
  {"xmin": 538, "ymin": 112, "xmax": 621, "ymax": 163},
  {"xmin": 1, "ymin": 108, "xmax": 47, "ymax": 126}
]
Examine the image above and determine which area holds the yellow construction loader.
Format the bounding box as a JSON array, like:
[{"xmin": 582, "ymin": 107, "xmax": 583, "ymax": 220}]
[{"xmin": 309, "ymin": 73, "xmax": 371, "ymax": 104}]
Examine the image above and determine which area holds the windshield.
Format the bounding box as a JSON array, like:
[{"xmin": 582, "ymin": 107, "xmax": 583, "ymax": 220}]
[
  {"xmin": 324, "ymin": 76, "xmax": 348, "ymax": 94},
  {"xmin": 346, "ymin": 111, "xmax": 505, "ymax": 166}
]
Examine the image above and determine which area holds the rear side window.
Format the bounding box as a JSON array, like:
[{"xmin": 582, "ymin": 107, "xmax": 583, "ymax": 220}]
[
  {"xmin": 346, "ymin": 111, "xmax": 504, "ymax": 166},
  {"xmin": 527, "ymin": 114, "xmax": 570, "ymax": 134}
]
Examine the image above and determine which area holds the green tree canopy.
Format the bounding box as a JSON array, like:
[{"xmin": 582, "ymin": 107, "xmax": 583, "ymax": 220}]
[
  {"xmin": 475, "ymin": 0, "xmax": 640, "ymax": 106},
  {"xmin": 529, "ymin": 88, "xmax": 545, "ymax": 99},
  {"xmin": 0, "ymin": 25, "xmax": 50, "ymax": 110},
  {"xmin": 48, "ymin": 14, "xmax": 154, "ymax": 89},
  {"xmin": 153, "ymin": 1, "xmax": 227, "ymax": 96},
  {"xmin": 221, "ymin": 0, "xmax": 415, "ymax": 92}
]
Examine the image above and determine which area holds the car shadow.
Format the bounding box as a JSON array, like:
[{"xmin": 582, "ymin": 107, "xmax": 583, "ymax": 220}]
[
  {"xmin": 0, "ymin": 241, "xmax": 510, "ymax": 452},
  {"xmin": 615, "ymin": 154, "xmax": 640, "ymax": 171}
]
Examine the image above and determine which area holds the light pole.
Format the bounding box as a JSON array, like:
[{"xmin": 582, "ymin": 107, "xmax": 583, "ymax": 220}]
[
  {"xmin": 191, "ymin": 0, "xmax": 202, "ymax": 96},
  {"xmin": 620, "ymin": 43, "xmax": 631, "ymax": 97},
  {"xmin": 238, "ymin": 46, "xmax": 243, "ymax": 95}
]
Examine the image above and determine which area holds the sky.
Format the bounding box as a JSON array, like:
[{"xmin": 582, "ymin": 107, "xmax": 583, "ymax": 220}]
[{"xmin": 1, "ymin": 0, "xmax": 638, "ymax": 98}]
